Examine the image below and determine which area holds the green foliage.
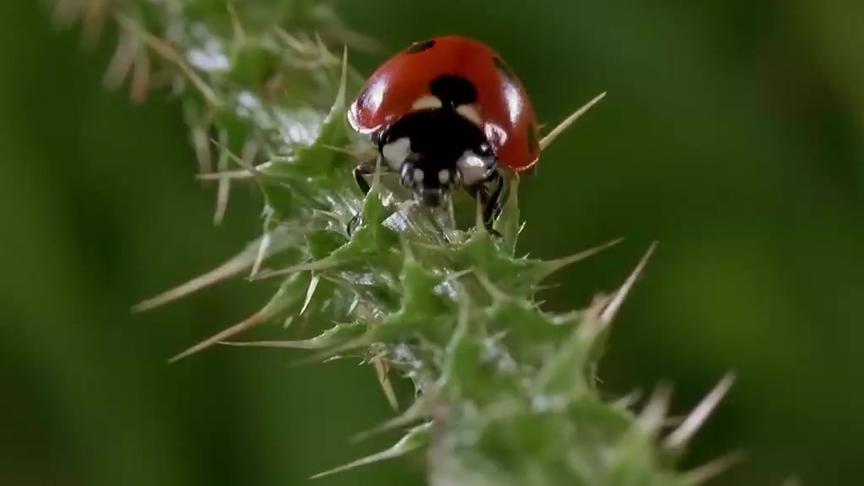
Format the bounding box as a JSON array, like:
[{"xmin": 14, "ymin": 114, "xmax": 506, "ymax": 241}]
[{"xmin": 58, "ymin": 0, "xmax": 731, "ymax": 484}]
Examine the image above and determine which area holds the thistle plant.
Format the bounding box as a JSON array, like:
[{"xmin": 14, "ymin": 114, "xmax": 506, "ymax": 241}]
[{"xmin": 56, "ymin": 1, "xmax": 734, "ymax": 484}]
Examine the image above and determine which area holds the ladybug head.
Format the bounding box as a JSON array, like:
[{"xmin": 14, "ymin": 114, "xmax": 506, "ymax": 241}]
[{"xmin": 378, "ymin": 98, "xmax": 496, "ymax": 208}]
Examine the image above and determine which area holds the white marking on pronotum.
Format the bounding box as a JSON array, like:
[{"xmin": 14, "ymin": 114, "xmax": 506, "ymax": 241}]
[
  {"xmin": 413, "ymin": 168, "xmax": 424, "ymax": 183},
  {"xmin": 438, "ymin": 170, "xmax": 451, "ymax": 184},
  {"xmin": 381, "ymin": 137, "xmax": 411, "ymax": 170},
  {"xmin": 457, "ymin": 150, "xmax": 489, "ymax": 185},
  {"xmin": 412, "ymin": 95, "xmax": 443, "ymax": 111},
  {"xmin": 456, "ymin": 104, "xmax": 482, "ymax": 126}
]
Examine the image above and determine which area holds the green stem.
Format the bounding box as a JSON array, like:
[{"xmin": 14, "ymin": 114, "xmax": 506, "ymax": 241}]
[{"xmin": 59, "ymin": 1, "xmax": 733, "ymax": 484}]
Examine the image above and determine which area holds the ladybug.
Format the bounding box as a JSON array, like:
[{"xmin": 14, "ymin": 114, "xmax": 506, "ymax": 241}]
[{"xmin": 349, "ymin": 36, "xmax": 540, "ymax": 231}]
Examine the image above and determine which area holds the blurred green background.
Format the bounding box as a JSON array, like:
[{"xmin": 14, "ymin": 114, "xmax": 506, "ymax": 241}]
[{"xmin": 2, "ymin": 1, "xmax": 863, "ymax": 485}]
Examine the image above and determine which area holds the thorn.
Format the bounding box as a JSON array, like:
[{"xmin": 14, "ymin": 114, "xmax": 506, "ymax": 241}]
[
  {"xmin": 372, "ymin": 355, "xmax": 399, "ymax": 410},
  {"xmin": 196, "ymin": 169, "xmax": 256, "ymax": 181},
  {"xmin": 81, "ymin": 0, "xmax": 109, "ymax": 49},
  {"xmin": 52, "ymin": 0, "xmax": 82, "ymax": 26},
  {"xmin": 443, "ymin": 269, "xmax": 473, "ymax": 282},
  {"xmin": 331, "ymin": 45, "xmax": 349, "ymax": 111},
  {"xmin": 191, "ymin": 110, "xmax": 215, "ymax": 174},
  {"xmin": 214, "ymin": 139, "xmax": 258, "ymax": 226},
  {"xmin": 313, "ymin": 32, "xmax": 330, "ymax": 58},
  {"xmin": 129, "ymin": 51, "xmax": 151, "ymax": 104},
  {"xmin": 132, "ymin": 237, "xmax": 269, "ymax": 312},
  {"xmin": 346, "ymin": 295, "xmax": 360, "ymax": 316},
  {"xmin": 310, "ymin": 423, "xmax": 431, "ymax": 479},
  {"xmin": 213, "ymin": 129, "xmax": 231, "ymax": 225},
  {"xmin": 637, "ymin": 383, "xmax": 672, "ymax": 434},
  {"xmin": 103, "ymin": 31, "xmax": 139, "ymax": 90},
  {"xmin": 665, "ymin": 373, "xmax": 735, "ymax": 449},
  {"xmin": 352, "ymin": 399, "xmax": 432, "ymax": 442},
  {"xmin": 497, "ymin": 173, "xmax": 522, "ymax": 248},
  {"xmin": 251, "ymin": 257, "xmax": 343, "ymax": 281},
  {"xmin": 168, "ymin": 308, "xmax": 269, "ymax": 363},
  {"xmin": 219, "ymin": 339, "xmax": 319, "ymax": 350},
  {"xmin": 315, "ymin": 331, "xmax": 373, "ymax": 358},
  {"xmin": 611, "ymin": 389, "xmax": 642, "ymax": 410},
  {"xmin": 274, "ymin": 28, "xmax": 311, "ymax": 54},
  {"xmin": 683, "ymin": 451, "xmax": 745, "ymax": 485},
  {"xmin": 536, "ymin": 238, "xmax": 624, "ymax": 280},
  {"xmin": 662, "ymin": 415, "xmax": 686, "ymax": 428},
  {"xmin": 320, "ymin": 143, "xmax": 360, "ymax": 156},
  {"xmin": 221, "ymin": 322, "xmax": 366, "ymax": 351},
  {"xmin": 220, "ymin": 340, "xmax": 312, "ymax": 349},
  {"xmin": 298, "ymin": 274, "xmax": 321, "ymax": 316},
  {"xmin": 370, "ymin": 155, "xmax": 384, "ymax": 195},
  {"xmin": 600, "ymin": 242, "xmax": 657, "ymax": 325},
  {"xmin": 539, "ymin": 92, "xmax": 606, "ymax": 151},
  {"xmin": 329, "ymin": 25, "xmax": 383, "ymax": 54},
  {"xmin": 473, "ymin": 188, "xmax": 485, "ymax": 233},
  {"xmin": 226, "ymin": 1, "xmax": 246, "ymax": 44},
  {"xmin": 445, "ymin": 291, "xmax": 473, "ymax": 356},
  {"xmin": 208, "ymin": 138, "xmax": 261, "ymax": 176},
  {"xmin": 115, "ymin": 13, "xmax": 222, "ymax": 107},
  {"xmin": 399, "ymin": 236, "xmax": 415, "ymax": 263},
  {"xmin": 474, "ymin": 272, "xmax": 510, "ymax": 302}
]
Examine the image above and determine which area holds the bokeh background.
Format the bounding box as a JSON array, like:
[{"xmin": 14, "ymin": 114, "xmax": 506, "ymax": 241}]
[{"xmin": 2, "ymin": 1, "xmax": 863, "ymax": 485}]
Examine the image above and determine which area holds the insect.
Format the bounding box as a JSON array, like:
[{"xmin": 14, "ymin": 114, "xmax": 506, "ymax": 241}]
[{"xmin": 348, "ymin": 36, "xmax": 540, "ymax": 232}]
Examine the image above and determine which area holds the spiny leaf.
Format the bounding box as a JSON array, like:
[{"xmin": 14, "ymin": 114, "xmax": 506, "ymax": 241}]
[
  {"xmin": 68, "ymin": 3, "xmax": 734, "ymax": 484},
  {"xmin": 168, "ymin": 272, "xmax": 310, "ymax": 362},
  {"xmin": 311, "ymin": 422, "xmax": 432, "ymax": 479},
  {"xmin": 253, "ymin": 254, "xmax": 348, "ymax": 281},
  {"xmin": 221, "ymin": 321, "xmax": 366, "ymax": 351},
  {"xmin": 353, "ymin": 394, "xmax": 435, "ymax": 442},
  {"xmin": 524, "ymin": 237, "xmax": 624, "ymax": 284},
  {"xmin": 132, "ymin": 226, "xmax": 297, "ymax": 312}
]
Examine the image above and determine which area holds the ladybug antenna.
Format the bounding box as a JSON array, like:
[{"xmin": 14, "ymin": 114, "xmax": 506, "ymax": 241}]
[{"xmin": 539, "ymin": 92, "xmax": 606, "ymax": 151}]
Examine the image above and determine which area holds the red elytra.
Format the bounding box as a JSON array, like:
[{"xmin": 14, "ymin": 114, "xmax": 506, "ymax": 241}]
[{"xmin": 348, "ymin": 36, "xmax": 540, "ymax": 172}]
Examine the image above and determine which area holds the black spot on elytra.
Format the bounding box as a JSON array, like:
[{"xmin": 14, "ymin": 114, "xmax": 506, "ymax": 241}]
[
  {"xmin": 493, "ymin": 56, "xmax": 516, "ymax": 81},
  {"xmin": 429, "ymin": 75, "xmax": 478, "ymax": 107},
  {"xmin": 526, "ymin": 122, "xmax": 540, "ymax": 153},
  {"xmin": 406, "ymin": 39, "xmax": 436, "ymax": 54}
]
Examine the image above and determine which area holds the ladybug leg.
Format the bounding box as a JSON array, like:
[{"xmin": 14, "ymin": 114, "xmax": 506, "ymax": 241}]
[
  {"xmin": 484, "ymin": 171, "xmax": 507, "ymax": 233},
  {"xmin": 353, "ymin": 160, "xmax": 378, "ymax": 196},
  {"xmin": 466, "ymin": 171, "xmax": 506, "ymax": 236},
  {"xmin": 348, "ymin": 158, "xmax": 388, "ymax": 235}
]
